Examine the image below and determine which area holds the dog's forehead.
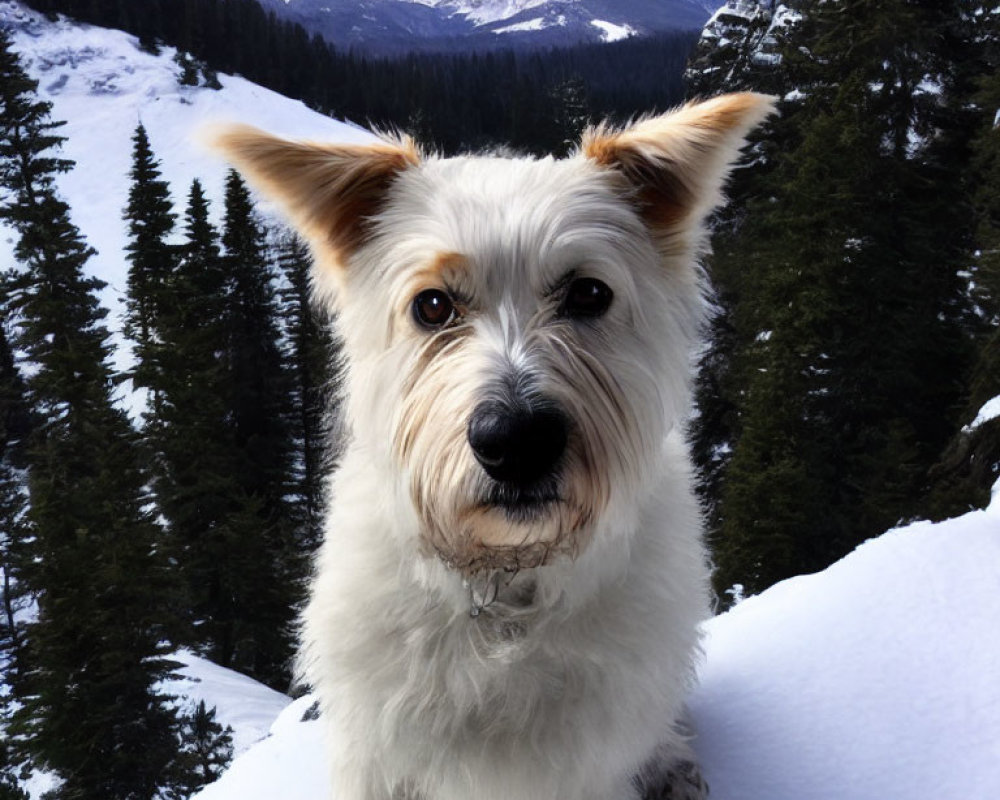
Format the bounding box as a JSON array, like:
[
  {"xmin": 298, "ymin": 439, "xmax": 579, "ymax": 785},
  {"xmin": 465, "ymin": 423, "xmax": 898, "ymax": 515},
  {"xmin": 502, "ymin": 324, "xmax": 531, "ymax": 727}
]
[{"xmin": 382, "ymin": 154, "xmax": 641, "ymax": 285}]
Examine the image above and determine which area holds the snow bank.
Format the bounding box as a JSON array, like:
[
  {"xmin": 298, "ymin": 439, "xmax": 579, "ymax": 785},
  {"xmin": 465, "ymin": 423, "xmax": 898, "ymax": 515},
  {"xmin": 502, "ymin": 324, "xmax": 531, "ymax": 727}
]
[
  {"xmin": 690, "ymin": 498, "xmax": 1000, "ymax": 800},
  {"xmin": 966, "ymin": 394, "xmax": 1000, "ymax": 433},
  {"xmin": 189, "ymin": 499, "xmax": 1000, "ymax": 799},
  {"xmin": 193, "ymin": 696, "xmax": 327, "ymax": 800}
]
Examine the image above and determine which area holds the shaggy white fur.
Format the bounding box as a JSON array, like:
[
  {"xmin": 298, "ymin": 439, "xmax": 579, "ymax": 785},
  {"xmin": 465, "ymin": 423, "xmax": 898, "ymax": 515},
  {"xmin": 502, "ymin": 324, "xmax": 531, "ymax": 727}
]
[{"xmin": 211, "ymin": 93, "xmax": 775, "ymax": 800}]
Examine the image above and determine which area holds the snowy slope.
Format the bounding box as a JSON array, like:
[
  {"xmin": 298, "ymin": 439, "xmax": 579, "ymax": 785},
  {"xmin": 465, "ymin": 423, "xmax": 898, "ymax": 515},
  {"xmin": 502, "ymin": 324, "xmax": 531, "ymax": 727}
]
[
  {"xmin": 187, "ymin": 493, "xmax": 1000, "ymax": 800},
  {"xmin": 0, "ymin": 1, "xmax": 375, "ymax": 375},
  {"xmin": 165, "ymin": 652, "xmax": 293, "ymax": 758}
]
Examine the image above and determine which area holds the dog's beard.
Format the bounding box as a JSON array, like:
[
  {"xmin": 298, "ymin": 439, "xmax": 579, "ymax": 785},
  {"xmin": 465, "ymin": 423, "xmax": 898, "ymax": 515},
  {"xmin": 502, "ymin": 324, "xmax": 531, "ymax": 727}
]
[{"xmin": 411, "ymin": 445, "xmax": 603, "ymax": 577}]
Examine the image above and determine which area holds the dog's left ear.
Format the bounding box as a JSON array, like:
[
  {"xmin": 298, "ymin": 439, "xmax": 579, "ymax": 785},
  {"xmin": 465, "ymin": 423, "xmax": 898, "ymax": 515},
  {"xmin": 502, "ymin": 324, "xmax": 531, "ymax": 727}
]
[
  {"xmin": 581, "ymin": 93, "xmax": 776, "ymax": 232},
  {"xmin": 205, "ymin": 125, "xmax": 420, "ymax": 269}
]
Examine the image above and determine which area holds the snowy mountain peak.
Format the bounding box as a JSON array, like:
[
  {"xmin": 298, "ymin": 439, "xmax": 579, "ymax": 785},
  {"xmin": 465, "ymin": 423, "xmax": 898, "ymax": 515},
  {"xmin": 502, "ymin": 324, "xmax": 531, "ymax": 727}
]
[{"xmin": 256, "ymin": 0, "xmax": 714, "ymax": 53}]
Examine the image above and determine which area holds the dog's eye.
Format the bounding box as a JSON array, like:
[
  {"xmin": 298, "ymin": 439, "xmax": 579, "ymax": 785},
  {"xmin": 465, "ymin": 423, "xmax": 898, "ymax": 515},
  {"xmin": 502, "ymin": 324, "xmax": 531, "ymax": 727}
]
[
  {"xmin": 413, "ymin": 289, "xmax": 456, "ymax": 330},
  {"xmin": 563, "ymin": 278, "xmax": 613, "ymax": 319}
]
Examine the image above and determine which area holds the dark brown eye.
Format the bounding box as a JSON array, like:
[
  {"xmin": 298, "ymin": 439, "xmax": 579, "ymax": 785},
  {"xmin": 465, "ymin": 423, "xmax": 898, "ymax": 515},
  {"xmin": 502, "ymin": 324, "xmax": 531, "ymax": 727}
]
[
  {"xmin": 412, "ymin": 288, "xmax": 455, "ymax": 330},
  {"xmin": 563, "ymin": 277, "xmax": 613, "ymax": 318}
]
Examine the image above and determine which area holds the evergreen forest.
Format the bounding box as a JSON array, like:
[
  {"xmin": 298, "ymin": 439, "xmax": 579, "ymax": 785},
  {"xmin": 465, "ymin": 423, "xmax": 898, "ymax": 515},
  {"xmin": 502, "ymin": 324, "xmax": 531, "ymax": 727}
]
[{"xmin": 0, "ymin": 0, "xmax": 998, "ymax": 797}]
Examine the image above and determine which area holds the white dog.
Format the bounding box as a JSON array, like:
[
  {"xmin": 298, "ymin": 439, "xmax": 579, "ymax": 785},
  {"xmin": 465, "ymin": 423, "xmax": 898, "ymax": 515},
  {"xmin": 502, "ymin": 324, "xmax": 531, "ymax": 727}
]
[{"xmin": 212, "ymin": 93, "xmax": 773, "ymax": 800}]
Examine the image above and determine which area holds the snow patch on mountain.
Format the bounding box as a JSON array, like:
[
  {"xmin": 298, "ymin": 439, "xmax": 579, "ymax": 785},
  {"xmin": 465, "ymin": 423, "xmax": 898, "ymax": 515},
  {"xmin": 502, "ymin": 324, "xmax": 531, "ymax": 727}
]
[
  {"xmin": 590, "ymin": 19, "xmax": 636, "ymax": 42},
  {"xmin": 492, "ymin": 16, "xmax": 550, "ymax": 33},
  {"xmin": 444, "ymin": 0, "xmax": 552, "ymax": 27}
]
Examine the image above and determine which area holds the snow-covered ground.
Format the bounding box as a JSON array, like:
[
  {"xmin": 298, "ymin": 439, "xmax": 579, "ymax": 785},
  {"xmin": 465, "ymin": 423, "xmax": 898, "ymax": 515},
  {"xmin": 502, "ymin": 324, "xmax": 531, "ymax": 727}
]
[
  {"xmin": 0, "ymin": 1, "xmax": 374, "ymax": 377},
  {"xmin": 165, "ymin": 652, "xmax": 293, "ymax": 758},
  {"xmin": 187, "ymin": 489, "xmax": 1000, "ymax": 800}
]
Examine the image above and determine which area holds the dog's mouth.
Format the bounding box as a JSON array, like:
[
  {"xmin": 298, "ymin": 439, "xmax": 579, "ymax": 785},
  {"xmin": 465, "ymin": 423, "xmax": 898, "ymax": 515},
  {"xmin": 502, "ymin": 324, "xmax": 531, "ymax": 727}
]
[{"xmin": 480, "ymin": 479, "xmax": 561, "ymax": 521}]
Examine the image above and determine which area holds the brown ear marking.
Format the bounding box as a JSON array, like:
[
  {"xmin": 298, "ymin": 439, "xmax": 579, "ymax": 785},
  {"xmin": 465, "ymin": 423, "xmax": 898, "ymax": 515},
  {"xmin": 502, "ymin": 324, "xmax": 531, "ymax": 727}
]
[
  {"xmin": 206, "ymin": 125, "xmax": 420, "ymax": 262},
  {"xmin": 582, "ymin": 92, "xmax": 777, "ymax": 230}
]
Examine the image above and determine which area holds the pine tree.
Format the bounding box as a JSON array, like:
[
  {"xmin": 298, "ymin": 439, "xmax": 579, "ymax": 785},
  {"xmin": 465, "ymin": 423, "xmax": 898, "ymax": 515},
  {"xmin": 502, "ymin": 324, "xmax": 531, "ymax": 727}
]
[
  {"xmin": 173, "ymin": 51, "xmax": 200, "ymax": 87},
  {"xmin": 153, "ymin": 178, "xmax": 234, "ymax": 649},
  {"xmin": 168, "ymin": 701, "xmax": 234, "ymax": 798},
  {"xmin": 0, "ymin": 316, "xmax": 30, "ymax": 659},
  {"xmin": 704, "ymin": 1, "xmax": 974, "ymax": 599},
  {"xmin": 218, "ymin": 171, "xmax": 298, "ymax": 686},
  {"xmin": 0, "ymin": 32, "xmax": 180, "ymax": 798},
  {"xmin": 0, "ymin": 315, "xmax": 30, "ymax": 800},
  {"xmin": 123, "ymin": 122, "xmax": 178, "ymax": 418},
  {"xmin": 924, "ymin": 10, "xmax": 1000, "ymax": 517},
  {"xmin": 277, "ymin": 233, "xmax": 337, "ymax": 555}
]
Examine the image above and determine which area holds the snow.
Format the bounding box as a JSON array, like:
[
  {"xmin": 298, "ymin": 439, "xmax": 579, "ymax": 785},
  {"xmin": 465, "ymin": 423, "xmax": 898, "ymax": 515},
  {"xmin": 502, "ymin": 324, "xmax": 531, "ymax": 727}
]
[
  {"xmin": 492, "ymin": 16, "xmax": 548, "ymax": 33},
  {"xmin": 0, "ymin": 1, "xmax": 375, "ymax": 379},
  {"xmin": 186, "ymin": 496, "xmax": 1000, "ymax": 800},
  {"xmin": 590, "ymin": 19, "xmax": 636, "ymax": 42},
  {"xmin": 690, "ymin": 498, "xmax": 1000, "ymax": 800},
  {"xmin": 440, "ymin": 0, "xmax": 550, "ymax": 27},
  {"xmin": 966, "ymin": 394, "xmax": 1000, "ymax": 433},
  {"xmin": 193, "ymin": 697, "xmax": 327, "ymax": 800},
  {"xmin": 165, "ymin": 651, "xmax": 293, "ymax": 757}
]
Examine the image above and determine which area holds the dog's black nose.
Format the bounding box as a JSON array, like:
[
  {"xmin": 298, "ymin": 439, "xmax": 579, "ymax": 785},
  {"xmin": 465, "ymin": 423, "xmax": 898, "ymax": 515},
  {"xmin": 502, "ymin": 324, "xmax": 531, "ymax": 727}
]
[{"xmin": 467, "ymin": 402, "xmax": 568, "ymax": 485}]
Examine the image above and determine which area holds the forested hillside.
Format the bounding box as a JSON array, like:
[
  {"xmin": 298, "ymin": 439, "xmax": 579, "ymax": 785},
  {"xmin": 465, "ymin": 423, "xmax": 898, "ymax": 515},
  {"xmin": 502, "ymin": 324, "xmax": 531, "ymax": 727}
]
[
  {"xmin": 685, "ymin": 0, "xmax": 1000, "ymax": 601},
  {"xmin": 22, "ymin": 0, "xmax": 697, "ymax": 154}
]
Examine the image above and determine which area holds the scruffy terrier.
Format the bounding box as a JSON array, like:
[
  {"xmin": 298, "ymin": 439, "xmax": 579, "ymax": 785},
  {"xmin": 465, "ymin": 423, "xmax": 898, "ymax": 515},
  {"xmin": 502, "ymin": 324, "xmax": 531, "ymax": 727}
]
[{"xmin": 211, "ymin": 93, "xmax": 773, "ymax": 800}]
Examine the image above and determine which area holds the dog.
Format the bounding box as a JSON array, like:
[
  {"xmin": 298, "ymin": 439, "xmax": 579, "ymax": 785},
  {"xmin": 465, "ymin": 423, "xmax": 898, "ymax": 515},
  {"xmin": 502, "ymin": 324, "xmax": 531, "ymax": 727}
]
[{"xmin": 211, "ymin": 92, "xmax": 774, "ymax": 800}]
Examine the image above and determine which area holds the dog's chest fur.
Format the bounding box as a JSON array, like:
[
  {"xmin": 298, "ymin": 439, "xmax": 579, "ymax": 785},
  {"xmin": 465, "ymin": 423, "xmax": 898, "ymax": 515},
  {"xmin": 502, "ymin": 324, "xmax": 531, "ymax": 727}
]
[{"xmin": 302, "ymin": 437, "xmax": 708, "ymax": 800}]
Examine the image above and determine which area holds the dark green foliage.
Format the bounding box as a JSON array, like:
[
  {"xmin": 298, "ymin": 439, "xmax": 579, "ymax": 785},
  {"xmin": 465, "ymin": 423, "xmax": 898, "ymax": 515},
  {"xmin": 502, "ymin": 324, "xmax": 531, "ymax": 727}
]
[
  {"xmin": 0, "ymin": 317, "xmax": 30, "ymax": 659},
  {"xmin": 145, "ymin": 174, "xmax": 299, "ymax": 688},
  {"xmin": 152, "ymin": 178, "xmax": 234, "ymax": 652},
  {"xmin": 923, "ymin": 9, "xmax": 1000, "ymax": 519},
  {"xmin": 169, "ymin": 700, "xmax": 234, "ymax": 798},
  {"xmin": 174, "ymin": 50, "xmax": 200, "ymax": 87},
  {"xmin": 123, "ymin": 122, "xmax": 178, "ymax": 418},
  {"xmin": 277, "ymin": 233, "xmax": 338, "ymax": 554},
  {"xmin": 0, "ymin": 318, "xmax": 30, "ymax": 800},
  {"xmin": 689, "ymin": 1, "xmax": 978, "ymax": 601},
  {"xmin": 216, "ymin": 171, "xmax": 298, "ymax": 686},
  {"xmin": 0, "ymin": 31, "xmax": 180, "ymax": 799},
  {"xmin": 0, "ymin": 737, "xmax": 28, "ymax": 800}
]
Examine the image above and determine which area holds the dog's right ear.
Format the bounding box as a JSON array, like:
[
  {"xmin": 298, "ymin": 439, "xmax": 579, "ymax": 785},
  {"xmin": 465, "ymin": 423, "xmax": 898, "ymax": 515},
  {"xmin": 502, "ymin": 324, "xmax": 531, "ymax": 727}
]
[
  {"xmin": 581, "ymin": 93, "xmax": 776, "ymax": 235},
  {"xmin": 206, "ymin": 125, "xmax": 419, "ymax": 268}
]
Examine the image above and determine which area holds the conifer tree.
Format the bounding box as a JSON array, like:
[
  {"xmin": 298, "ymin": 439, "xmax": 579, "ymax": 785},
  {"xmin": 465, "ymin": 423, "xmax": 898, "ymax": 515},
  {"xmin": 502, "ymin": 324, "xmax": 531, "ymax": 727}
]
[
  {"xmin": 924, "ymin": 17, "xmax": 1000, "ymax": 517},
  {"xmin": 168, "ymin": 701, "xmax": 234, "ymax": 798},
  {"xmin": 218, "ymin": 171, "xmax": 298, "ymax": 686},
  {"xmin": 277, "ymin": 233, "xmax": 337, "ymax": 555},
  {"xmin": 701, "ymin": 0, "xmax": 973, "ymax": 599},
  {"xmin": 0, "ymin": 31, "xmax": 180, "ymax": 798},
  {"xmin": 153, "ymin": 178, "xmax": 234, "ymax": 647},
  {"xmin": 0, "ymin": 318, "xmax": 30, "ymax": 659},
  {"xmin": 123, "ymin": 122, "xmax": 178, "ymax": 418},
  {"xmin": 0, "ymin": 317, "xmax": 30, "ymax": 800}
]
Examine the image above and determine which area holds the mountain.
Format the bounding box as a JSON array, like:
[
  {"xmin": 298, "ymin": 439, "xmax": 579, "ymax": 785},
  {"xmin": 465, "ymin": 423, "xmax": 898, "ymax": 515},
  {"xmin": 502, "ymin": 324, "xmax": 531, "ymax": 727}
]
[{"xmin": 254, "ymin": 0, "xmax": 716, "ymax": 53}]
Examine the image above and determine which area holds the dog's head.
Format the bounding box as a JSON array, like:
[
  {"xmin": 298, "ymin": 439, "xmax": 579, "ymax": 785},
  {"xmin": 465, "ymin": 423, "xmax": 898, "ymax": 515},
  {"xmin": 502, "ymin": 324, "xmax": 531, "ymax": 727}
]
[{"xmin": 211, "ymin": 94, "xmax": 774, "ymax": 575}]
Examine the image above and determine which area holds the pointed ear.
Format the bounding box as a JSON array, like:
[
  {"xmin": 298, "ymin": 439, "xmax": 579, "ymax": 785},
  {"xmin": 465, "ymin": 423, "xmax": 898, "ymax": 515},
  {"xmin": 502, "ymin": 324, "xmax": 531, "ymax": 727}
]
[
  {"xmin": 581, "ymin": 93, "xmax": 776, "ymax": 232},
  {"xmin": 206, "ymin": 124, "xmax": 420, "ymax": 263}
]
